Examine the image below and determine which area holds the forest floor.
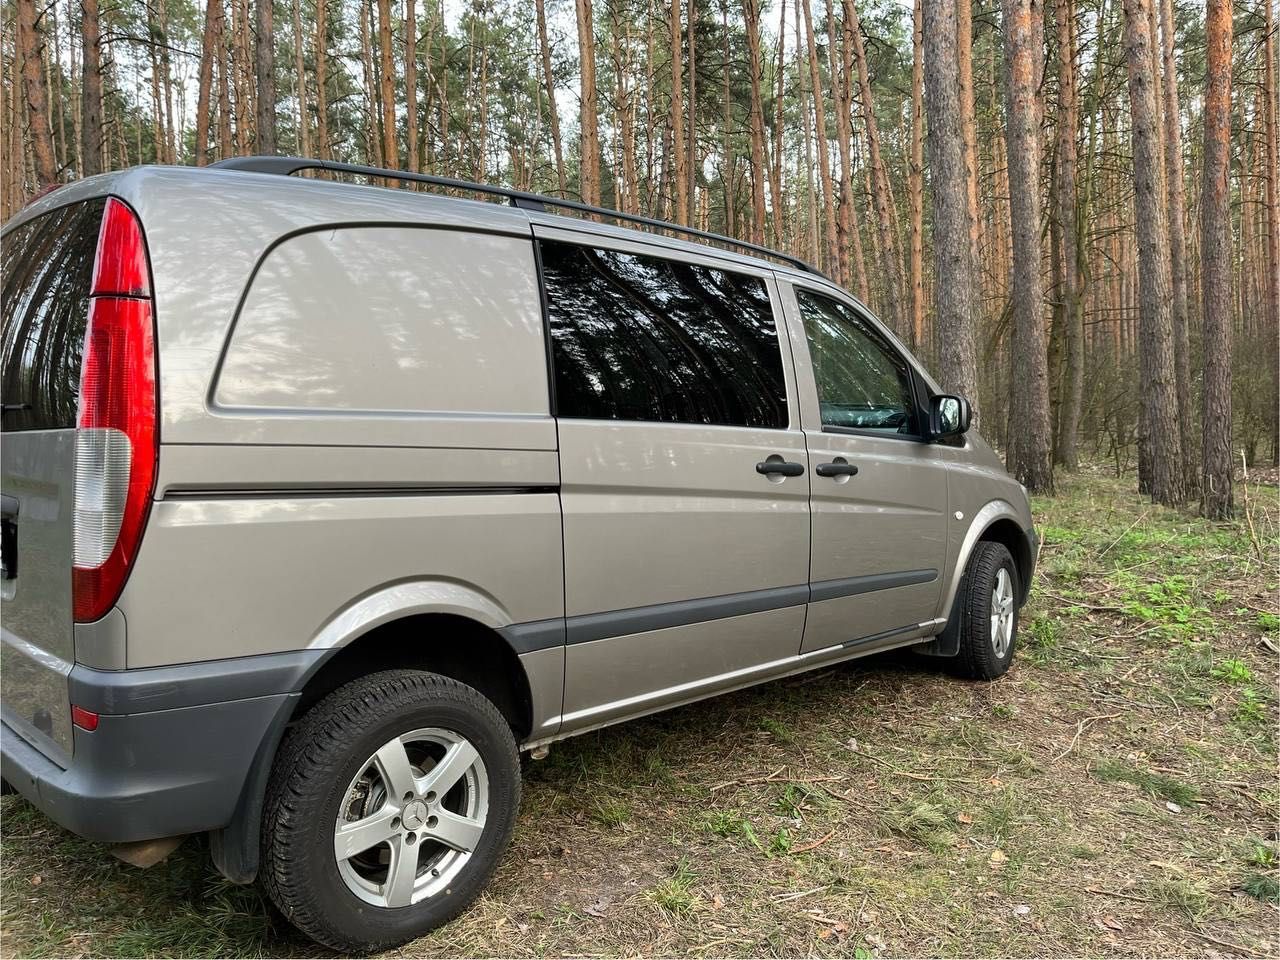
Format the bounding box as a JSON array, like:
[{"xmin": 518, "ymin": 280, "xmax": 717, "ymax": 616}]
[{"xmin": 2, "ymin": 466, "xmax": 1277, "ymax": 958}]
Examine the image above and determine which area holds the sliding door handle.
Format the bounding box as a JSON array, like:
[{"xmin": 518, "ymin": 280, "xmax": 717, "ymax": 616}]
[
  {"xmin": 815, "ymin": 460, "xmax": 859, "ymax": 478},
  {"xmin": 756, "ymin": 458, "xmax": 805, "ymax": 477}
]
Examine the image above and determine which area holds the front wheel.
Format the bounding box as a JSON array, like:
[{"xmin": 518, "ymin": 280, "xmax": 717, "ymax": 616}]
[
  {"xmin": 261, "ymin": 670, "xmax": 520, "ymax": 953},
  {"xmin": 951, "ymin": 541, "xmax": 1020, "ymax": 680}
]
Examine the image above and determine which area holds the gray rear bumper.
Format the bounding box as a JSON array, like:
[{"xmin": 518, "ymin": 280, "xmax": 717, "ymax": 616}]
[{"xmin": 1, "ymin": 650, "xmax": 322, "ymax": 844}]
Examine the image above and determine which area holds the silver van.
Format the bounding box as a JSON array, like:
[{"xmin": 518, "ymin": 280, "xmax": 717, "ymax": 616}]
[{"xmin": 0, "ymin": 158, "xmax": 1036, "ymax": 952}]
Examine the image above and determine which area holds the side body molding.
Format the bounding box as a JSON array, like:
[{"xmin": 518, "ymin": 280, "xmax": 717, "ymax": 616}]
[{"xmin": 935, "ymin": 498, "xmax": 1026, "ymax": 625}]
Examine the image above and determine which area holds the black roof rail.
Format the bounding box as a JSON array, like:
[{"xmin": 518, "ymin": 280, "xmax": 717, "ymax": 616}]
[{"xmin": 209, "ymin": 155, "xmax": 826, "ymax": 278}]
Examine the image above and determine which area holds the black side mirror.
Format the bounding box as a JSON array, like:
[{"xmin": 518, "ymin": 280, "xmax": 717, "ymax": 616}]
[{"xmin": 929, "ymin": 394, "xmax": 971, "ymax": 439}]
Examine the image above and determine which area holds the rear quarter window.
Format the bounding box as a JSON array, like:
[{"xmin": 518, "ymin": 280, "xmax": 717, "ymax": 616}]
[
  {"xmin": 1, "ymin": 200, "xmax": 106, "ymax": 432},
  {"xmin": 214, "ymin": 227, "xmax": 549, "ymax": 416}
]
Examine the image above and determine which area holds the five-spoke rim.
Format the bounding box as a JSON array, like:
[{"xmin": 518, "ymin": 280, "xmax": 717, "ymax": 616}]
[
  {"xmin": 990, "ymin": 567, "xmax": 1015, "ymax": 658},
  {"xmin": 334, "ymin": 727, "xmax": 488, "ymax": 908}
]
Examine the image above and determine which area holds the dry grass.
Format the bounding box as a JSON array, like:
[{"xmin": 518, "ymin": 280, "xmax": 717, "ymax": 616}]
[{"xmin": 2, "ymin": 467, "xmax": 1277, "ymax": 958}]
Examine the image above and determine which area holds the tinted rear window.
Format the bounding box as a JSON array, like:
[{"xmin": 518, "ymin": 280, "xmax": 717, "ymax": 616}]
[
  {"xmin": 1, "ymin": 200, "xmax": 105, "ymax": 432},
  {"xmin": 540, "ymin": 239, "xmax": 787, "ymax": 429}
]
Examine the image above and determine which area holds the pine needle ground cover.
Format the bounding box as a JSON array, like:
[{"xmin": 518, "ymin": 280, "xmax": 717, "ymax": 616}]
[{"xmin": 2, "ymin": 468, "xmax": 1276, "ymax": 958}]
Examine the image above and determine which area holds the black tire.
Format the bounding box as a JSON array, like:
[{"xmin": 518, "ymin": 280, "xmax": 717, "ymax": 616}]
[
  {"xmin": 951, "ymin": 541, "xmax": 1020, "ymax": 680},
  {"xmin": 261, "ymin": 670, "xmax": 520, "ymax": 953}
]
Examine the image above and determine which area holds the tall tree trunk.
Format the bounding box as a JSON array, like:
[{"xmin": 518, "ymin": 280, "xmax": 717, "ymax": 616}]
[
  {"xmin": 909, "ymin": 0, "xmax": 925, "ymax": 352},
  {"xmin": 800, "ymin": 0, "xmax": 841, "ymax": 281},
  {"xmin": 217, "ymin": 2, "xmax": 234, "ymax": 157},
  {"xmin": 1053, "ymin": 0, "xmax": 1084, "ymax": 468},
  {"xmin": 845, "ymin": 0, "xmax": 906, "ymax": 338},
  {"xmin": 922, "ymin": 0, "xmax": 980, "ymax": 415},
  {"xmin": 359, "ymin": 0, "xmax": 379, "ymax": 165},
  {"xmin": 376, "ymin": 0, "xmax": 396, "ymax": 167},
  {"xmin": 19, "ymin": 0, "xmax": 58, "ymax": 185},
  {"xmin": 1123, "ymin": 0, "xmax": 1184, "ymax": 505},
  {"xmin": 686, "ymin": 0, "xmax": 697, "ymax": 217},
  {"xmin": 1157, "ymin": 0, "xmax": 1194, "ymax": 491},
  {"xmin": 744, "ymin": 0, "xmax": 768, "ymax": 246},
  {"xmin": 535, "ymin": 0, "xmax": 566, "ymax": 195},
  {"xmin": 81, "ymin": 0, "xmax": 104, "ymax": 174},
  {"xmin": 254, "ymin": 0, "xmax": 276, "ymax": 154},
  {"xmin": 1263, "ymin": 0, "xmax": 1280, "ymax": 435},
  {"xmin": 825, "ymin": 0, "xmax": 853, "ymax": 287},
  {"xmin": 1200, "ymin": 0, "xmax": 1232, "ymax": 518},
  {"xmin": 158, "ymin": 0, "xmax": 177, "ymax": 162},
  {"xmin": 669, "ymin": 0, "xmax": 688, "ymax": 223},
  {"xmin": 314, "ymin": 0, "xmax": 329, "ymax": 158},
  {"xmin": 576, "ymin": 0, "xmax": 601, "ymax": 205},
  {"xmin": 1002, "ymin": 0, "xmax": 1053, "ymax": 492},
  {"xmin": 293, "ymin": 0, "xmax": 311, "ymax": 157},
  {"xmin": 956, "ymin": 0, "xmax": 980, "ymax": 267},
  {"xmin": 769, "ymin": 0, "xmax": 787, "ymax": 248}
]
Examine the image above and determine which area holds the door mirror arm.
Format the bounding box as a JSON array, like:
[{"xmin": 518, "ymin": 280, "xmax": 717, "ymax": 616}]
[{"xmin": 928, "ymin": 394, "xmax": 972, "ymax": 441}]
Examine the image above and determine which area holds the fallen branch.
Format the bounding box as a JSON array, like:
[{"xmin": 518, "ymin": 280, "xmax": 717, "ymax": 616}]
[
  {"xmin": 1189, "ymin": 927, "xmax": 1268, "ymax": 958},
  {"xmin": 1053, "ymin": 713, "xmax": 1122, "ymax": 762},
  {"xmin": 790, "ymin": 830, "xmax": 837, "ymax": 854}
]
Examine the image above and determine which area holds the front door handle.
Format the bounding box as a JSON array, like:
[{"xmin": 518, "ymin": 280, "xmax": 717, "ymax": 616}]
[
  {"xmin": 815, "ymin": 461, "xmax": 859, "ymax": 478},
  {"xmin": 756, "ymin": 458, "xmax": 805, "ymax": 477}
]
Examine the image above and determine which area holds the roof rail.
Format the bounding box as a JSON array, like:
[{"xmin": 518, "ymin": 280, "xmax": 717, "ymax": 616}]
[{"xmin": 209, "ymin": 155, "xmax": 826, "ymax": 278}]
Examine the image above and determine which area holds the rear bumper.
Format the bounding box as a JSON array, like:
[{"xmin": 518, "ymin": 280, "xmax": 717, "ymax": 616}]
[{"xmin": 1, "ymin": 650, "xmax": 321, "ymax": 844}]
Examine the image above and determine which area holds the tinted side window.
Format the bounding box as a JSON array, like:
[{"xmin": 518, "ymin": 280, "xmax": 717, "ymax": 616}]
[
  {"xmin": 796, "ymin": 289, "xmax": 920, "ymax": 436},
  {"xmin": 1, "ymin": 200, "xmax": 105, "ymax": 432},
  {"xmin": 540, "ymin": 240, "xmax": 787, "ymax": 429}
]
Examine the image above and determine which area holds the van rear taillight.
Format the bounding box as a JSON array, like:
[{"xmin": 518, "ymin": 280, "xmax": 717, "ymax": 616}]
[{"xmin": 72, "ymin": 199, "xmax": 157, "ymax": 623}]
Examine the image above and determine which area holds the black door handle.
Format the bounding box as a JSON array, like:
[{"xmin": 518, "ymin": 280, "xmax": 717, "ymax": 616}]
[
  {"xmin": 756, "ymin": 459, "xmax": 805, "ymax": 477},
  {"xmin": 815, "ymin": 461, "xmax": 859, "ymax": 478}
]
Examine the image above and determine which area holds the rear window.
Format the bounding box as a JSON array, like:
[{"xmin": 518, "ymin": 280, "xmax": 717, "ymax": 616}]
[
  {"xmin": 540, "ymin": 239, "xmax": 788, "ymax": 429},
  {"xmin": 1, "ymin": 200, "xmax": 106, "ymax": 432}
]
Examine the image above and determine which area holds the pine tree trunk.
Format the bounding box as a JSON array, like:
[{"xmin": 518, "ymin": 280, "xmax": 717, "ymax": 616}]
[
  {"xmin": 254, "ymin": 0, "xmax": 276, "ymax": 154},
  {"xmin": 217, "ymin": 2, "xmax": 234, "ymax": 157},
  {"xmin": 922, "ymin": 0, "xmax": 981, "ymax": 416},
  {"xmin": 376, "ymin": 0, "xmax": 396, "ymax": 167},
  {"xmin": 294, "ymin": 0, "xmax": 311, "ymax": 157},
  {"xmin": 686, "ymin": 0, "xmax": 697, "ymax": 217},
  {"xmin": 909, "ymin": 0, "xmax": 925, "ymax": 352},
  {"xmin": 669, "ymin": 0, "xmax": 688, "ymax": 223},
  {"xmin": 1263, "ymin": 0, "xmax": 1280, "ymax": 457},
  {"xmin": 535, "ymin": 0, "xmax": 566, "ymax": 195},
  {"xmin": 846, "ymin": 0, "xmax": 906, "ymax": 338},
  {"xmin": 1053, "ymin": 0, "xmax": 1084, "ymax": 468},
  {"xmin": 360, "ymin": 0, "xmax": 379, "ymax": 165},
  {"xmin": 744, "ymin": 0, "xmax": 768, "ymax": 246},
  {"xmin": 1200, "ymin": 0, "xmax": 1232, "ymax": 518},
  {"xmin": 314, "ymin": 0, "xmax": 329, "ymax": 159},
  {"xmin": 800, "ymin": 0, "xmax": 841, "ymax": 282},
  {"xmin": 1002, "ymin": 0, "xmax": 1054, "ymax": 492},
  {"xmin": 825, "ymin": 0, "xmax": 853, "ymax": 285},
  {"xmin": 956, "ymin": 0, "xmax": 981, "ymax": 267},
  {"xmin": 769, "ymin": 0, "xmax": 787, "ymax": 248},
  {"xmin": 19, "ymin": 0, "xmax": 58, "ymax": 185},
  {"xmin": 1123, "ymin": 0, "xmax": 1184, "ymax": 505},
  {"xmin": 81, "ymin": 0, "xmax": 104, "ymax": 174},
  {"xmin": 158, "ymin": 0, "xmax": 177, "ymax": 162},
  {"xmin": 576, "ymin": 0, "xmax": 601, "ymax": 205},
  {"xmin": 1157, "ymin": 0, "xmax": 1195, "ymax": 492}
]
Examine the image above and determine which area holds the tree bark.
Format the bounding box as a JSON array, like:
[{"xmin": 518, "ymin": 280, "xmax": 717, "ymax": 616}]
[
  {"xmin": 18, "ymin": 0, "xmax": 58, "ymax": 186},
  {"xmin": 686, "ymin": 0, "xmax": 697, "ymax": 218},
  {"xmin": 922, "ymin": 0, "xmax": 980, "ymax": 416},
  {"xmin": 669, "ymin": 0, "xmax": 688, "ymax": 223},
  {"xmin": 956, "ymin": 0, "xmax": 980, "ymax": 265},
  {"xmin": 1052, "ymin": 0, "xmax": 1084, "ymax": 468},
  {"xmin": 294, "ymin": 0, "xmax": 311, "ymax": 158},
  {"xmin": 576, "ymin": 0, "xmax": 601, "ymax": 205},
  {"xmin": 845, "ymin": 0, "xmax": 906, "ymax": 338},
  {"xmin": 254, "ymin": 0, "xmax": 276, "ymax": 154},
  {"xmin": 1200, "ymin": 0, "xmax": 1232, "ymax": 518},
  {"xmin": 1157, "ymin": 0, "xmax": 1194, "ymax": 492},
  {"xmin": 314, "ymin": 0, "xmax": 329, "ymax": 159},
  {"xmin": 769, "ymin": 0, "xmax": 788, "ymax": 248},
  {"xmin": 744, "ymin": 0, "xmax": 768, "ymax": 246},
  {"xmin": 1123, "ymin": 0, "xmax": 1184, "ymax": 505},
  {"xmin": 1002, "ymin": 0, "xmax": 1053, "ymax": 492},
  {"xmin": 535, "ymin": 0, "xmax": 566, "ymax": 195},
  {"xmin": 909, "ymin": 0, "xmax": 925, "ymax": 352},
  {"xmin": 81, "ymin": 0, "xmax": 104, "ymax": 175},
  {"xmin": 800, "ymin": 0, "xmax": 841, "ymax": 282},
  {"xmin": 1263, "ymin": 0, "xmax": 1280, "ymax": 435},
  {"xmin": 376, "ymin": 0, "xmax": 397, "ymax": 167}
]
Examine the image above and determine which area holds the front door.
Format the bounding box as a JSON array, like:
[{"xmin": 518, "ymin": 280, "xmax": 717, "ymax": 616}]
[
  {"xmin": 779, "ymin": 281, "xmax": 949, "ymax": 655},
  {"xmin": 535, "ymin": 227, "xmax": 811, "ymax": 730}
]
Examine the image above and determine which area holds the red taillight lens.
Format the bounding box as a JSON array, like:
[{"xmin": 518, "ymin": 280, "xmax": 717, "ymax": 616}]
[
  {"xmin": 73, "ymin": 199, "xmax": 157, "ymax": 623},
  {"xmin": 71, "ymin": 705, "xmax": 100, "ymax": 732}
]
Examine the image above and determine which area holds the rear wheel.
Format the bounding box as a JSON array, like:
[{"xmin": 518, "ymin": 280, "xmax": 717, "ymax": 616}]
[
  {"xmin": 951, "ymin": 541, "xmax": 1020, "ymax": 680},
  {"xmin": 261, "ymin": 670, "xmax": 520, "ymax": 952}
]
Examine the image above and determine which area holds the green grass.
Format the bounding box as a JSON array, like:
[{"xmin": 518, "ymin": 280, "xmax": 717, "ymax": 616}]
[
  {"xmin": 1092, "ymin": 759, "xmax": 1200, "ymax": 806},
  {"xmin": 646, "ymin": 859, "xmax": 697, "ymax": 916}
]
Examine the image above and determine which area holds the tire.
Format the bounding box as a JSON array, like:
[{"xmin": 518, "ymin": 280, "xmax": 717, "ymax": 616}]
[
  {"xmin": 950, "ymin": 541, "xmax": 1020, "ymax": 680},
  {"xmin": 261, "ymin": 670, "xmax": 520, "ymax": 953}
]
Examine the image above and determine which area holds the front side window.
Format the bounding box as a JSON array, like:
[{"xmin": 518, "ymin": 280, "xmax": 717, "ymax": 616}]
[
  {"xmin": 796, "ymin": 288, "xmax": 919, "ymax": 436},
  {"xmin": 540, "ymin": 239, "xmax": 787, "ymax": 429}
]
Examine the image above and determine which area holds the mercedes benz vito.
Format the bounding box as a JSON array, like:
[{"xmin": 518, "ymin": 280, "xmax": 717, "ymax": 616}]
[{"xmin": 1, "ymin": 157, "xmax": 1036, "ymax": 952}]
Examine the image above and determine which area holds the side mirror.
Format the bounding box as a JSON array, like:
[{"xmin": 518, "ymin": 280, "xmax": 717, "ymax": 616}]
[{"xmin": 930, "ymin": 394, "xmax": 971, "ymax": 439}]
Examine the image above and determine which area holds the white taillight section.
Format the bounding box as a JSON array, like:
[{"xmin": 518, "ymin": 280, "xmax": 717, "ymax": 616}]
[{"xmin": 73, "ymin": 427, "xmax": 132, "ymax": 568}]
